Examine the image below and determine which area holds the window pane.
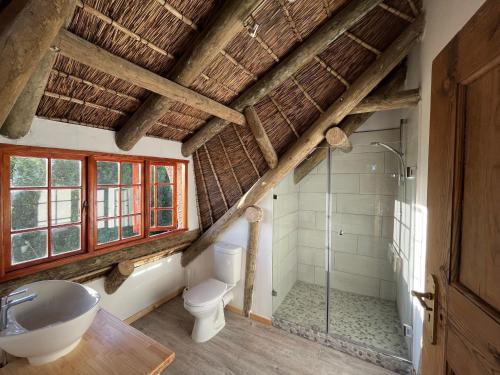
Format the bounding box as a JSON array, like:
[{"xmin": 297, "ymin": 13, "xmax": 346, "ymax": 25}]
[
  {"xmin": 51, "ymin": 225, "xmax": 81, "ymax": 255},
  {"xmin": 157, "ymin": 185, "xmax": 173, "ymax": 208},
  {"xmin": 51, "ymin": 189, "xmax": 81, "ymax": 225},
  {"xmin": 121, "ymin": 162, "xmax": 141, "ymax": 185},
  {"xmin": 10, "ymin": 190, "xmax": 48, "ymax": 230},
  {"xmin": 97, "ymin": 218, "xmax": 119, "ymax": 244},
  {"xmin": 121, "ymin": 186, "xmax": 141, "ymax": 215},
  {"xmin": 10, "ymin": 156, "xmax": 47, "ymax": 187},
  {"xmin": 158, "ymin": 210, "xmax": 172, "ymax": 227},
  {"xmin": 97, "ymin": 187, "xmax": 119, "ymax": 218},
  {"xmin": 11, "ymin": 230, "xmax": 48, "ymax": 265},
  {"xmin": 122, "ymin": 215, "xmax": 141, "ymax": 239},
  {"xmin": 51, "ymin": 159, "xmax": 81, "ymax": 187},
  {"xmin": 97, "ymin": 161, "xmax": 119, "ymax": 185},
  {"xmin": 156, "ymin": 165, "xmax": 173, "ymax": 183}
]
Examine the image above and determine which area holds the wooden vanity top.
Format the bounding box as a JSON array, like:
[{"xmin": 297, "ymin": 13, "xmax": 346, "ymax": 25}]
[{"xmin": 0, "ymin": 309, "xmax": 175, "ymax": 375}]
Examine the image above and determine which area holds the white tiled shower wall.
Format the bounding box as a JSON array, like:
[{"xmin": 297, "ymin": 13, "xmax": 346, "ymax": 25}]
[
  {"xmin": 272, "ymin": 172, "xmax": 299, "ymax": 312},
  {"xmin": 296, "ymin": 129, "xmax": 400, "ymax": 300}
]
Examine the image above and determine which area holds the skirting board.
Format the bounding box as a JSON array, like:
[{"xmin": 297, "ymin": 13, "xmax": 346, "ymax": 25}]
[
  {"xmin": 225, "ymin": 304, "xmax": 272, "ymax": 326},
  {"xmin": 124, "ymin": 287, "xmax": 185, "ymax": 324}
]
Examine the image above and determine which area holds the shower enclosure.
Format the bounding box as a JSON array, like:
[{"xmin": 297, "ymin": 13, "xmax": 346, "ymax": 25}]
[{"xmin": 272, "ymin": 128, "xmax": 412, "ymax": 372}]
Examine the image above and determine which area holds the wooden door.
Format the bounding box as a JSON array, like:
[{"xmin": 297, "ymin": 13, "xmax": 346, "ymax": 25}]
[{"xmin": 422, "ymin": 1, "xmax": 500, "ymax": 374}]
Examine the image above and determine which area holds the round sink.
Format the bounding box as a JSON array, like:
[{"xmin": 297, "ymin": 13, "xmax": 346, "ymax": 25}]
[{"xmin": 0, "ymin": 280, "xmax": 100, "ymax": 365}]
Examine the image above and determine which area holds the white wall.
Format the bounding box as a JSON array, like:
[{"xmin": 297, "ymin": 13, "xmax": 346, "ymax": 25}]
[
  {"xmin": 0, "ymin": 117, "xmax": 206, "ymax": 320},
  {"xmin": 402, "ymin": 0, "xmax": 486, "ymax": 370}
]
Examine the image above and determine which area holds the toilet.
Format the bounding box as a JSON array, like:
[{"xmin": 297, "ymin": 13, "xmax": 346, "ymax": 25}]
[{"xmin": 183, "ymin": 242, "xmax": 242, "ymax": 343}]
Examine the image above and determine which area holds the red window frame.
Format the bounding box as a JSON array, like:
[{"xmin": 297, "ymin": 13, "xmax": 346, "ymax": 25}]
[
  {"xmin": 0, "ymin": 144, "xmax": 189, "ymax": 281},
  {"xmin": 148, "ymin": 161, "xmax": 177, "ymax": 234}
]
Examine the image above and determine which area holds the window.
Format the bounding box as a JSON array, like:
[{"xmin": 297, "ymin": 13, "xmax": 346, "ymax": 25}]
[
  {"xmin": 95, "ymin": 160, "xmax": 142, "ymax": 246},
  {"xmin": 1, "ymin": 145, "xmax": 188, "ymax": 277},
  {"xmin": 8, "ymin": 155, "xmax": 84, "ymax": 266}
]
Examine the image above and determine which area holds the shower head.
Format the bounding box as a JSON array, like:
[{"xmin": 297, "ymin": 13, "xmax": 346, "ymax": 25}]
[
  {"xmin": 370, "ymin": 141, "xmax": 403, "ymax": 158},
  {"xmin": 370, "ymin": 141, "xmax": 405, "ymax": 182}
]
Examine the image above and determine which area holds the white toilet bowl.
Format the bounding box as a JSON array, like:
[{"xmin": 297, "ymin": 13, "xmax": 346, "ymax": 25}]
[{"xmin": 183, "ymin": 278, "xmax": 234, "ymax": 343}]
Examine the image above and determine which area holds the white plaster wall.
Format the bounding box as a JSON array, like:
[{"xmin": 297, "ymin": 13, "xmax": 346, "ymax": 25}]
[
  {"xmin": 0, "ymin": 117, "xmax": 206, "ymax": 320},
  {"xmin": 402, "ymin": 0, "xmax": 486, "ymax": 370}
]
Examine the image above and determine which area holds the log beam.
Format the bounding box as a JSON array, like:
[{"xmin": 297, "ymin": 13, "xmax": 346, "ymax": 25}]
[
  {"xmin": 244, "ymin": 106, "xmax": 278, "ymax": 169},
  {"xmin": 53, "ymin": 30, "xmax": 246, "ymax": 127},
  {"xmin": 0, "ymin": 0, "xmax": 75, "ymax": 127},
  {"xmin": 115, "ymin": 0, "xmax": 260, "ymax": 151},
  {"xmin": 293, "ymin": 69, "xmax": 415, "ymax": 184},
  {"xmin": 243, "ymin": 206, "xmax": 264, "ymax": 317},
  {"xmin": 325, "ymin": 127, "xmax": 352, "ymax": 152},
  {"xmin": 181, "ymin": 0, "xmax": 384, "ymax": 157},
  {"xmin": 0, "ymin": 230, "xmax": 199, "ymax": 296},
  {"xmin": 351, "ymin": 89, "xmax": 420, "ymax": 114},
  {"xmin": 181, "ymin": 14, "xmax": 424, "ymax": 266},
  {"xmin": 104, "ymin": 260, "xmax": 134, "ymax": 294}
]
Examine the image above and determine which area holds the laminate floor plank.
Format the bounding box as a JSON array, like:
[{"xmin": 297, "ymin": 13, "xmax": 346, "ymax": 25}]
[{"xmin": 132, "ymin": 297, "xmax": 397, "ymax": 375}]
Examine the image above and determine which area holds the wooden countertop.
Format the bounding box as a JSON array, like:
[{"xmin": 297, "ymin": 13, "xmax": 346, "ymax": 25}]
[{"xmin": 0, "ymin": 309, "xmax": 175, "ymax": 375}]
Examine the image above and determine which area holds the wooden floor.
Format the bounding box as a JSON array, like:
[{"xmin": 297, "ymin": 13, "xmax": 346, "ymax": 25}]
[{"xmin": 132, "ymin": 297, "xmax": 397, "ymax": 375}]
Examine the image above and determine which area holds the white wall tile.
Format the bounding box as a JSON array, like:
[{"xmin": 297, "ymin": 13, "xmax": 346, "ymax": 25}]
[
  {"xmin": 332, "ymin": 153, "xmax": 385, "ymax": 174},
  {"xmin": 332, "ymin": 232, "xmax": 357, "ymax": 254},
  {"xmin": 357, "ymin": 235, "xmax": 391, "ymax": 259},
  {"xmin": 359, "ymin": 174, "xmax": 398, "ymax": 195},
  {"xmin": 298, "ymin": 228, "xmax": 325, "ymax": 249},
  {"xmin": 299, "ymin": 174, "xmax": 327, "ymax": 193},
  {"xmin": 336, "ymin": 194, "xmax": 395, "ymax": 216},
  {"xmin": 299, "ymin": 192, "xmax": 326, "ymax": 212},
  {"xmin": 332, "ymin": 174, "xmax": 360, "ymax": 193},
  {"xmin": 332, "ymin": 213, "xmax": 383, "ymax": 237},
  {"xmin": 334, "ymin": 253, "xmax": 393, "ymax": 281},
  {"xmin": 330, "ymin": 271, "xmax": 380, "ymax": 298},
  {"xmin": 298, "ymin": 263, "xmax": 315, "ymax": 283},
  {"xmin": 380, "ymin": 280, "xmax": 396, "ymax": 301}
]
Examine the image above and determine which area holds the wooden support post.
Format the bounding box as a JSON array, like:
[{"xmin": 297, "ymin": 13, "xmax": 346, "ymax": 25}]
[
  {"xmin": 349, "ymin": 89, "xmax": 420, "ymax": 114},
  {"xmin": 0, "ymin": 0, "xmax": 75, "ymax": 127},
  {"xmin": 243, "ymin": 206, "xmax": 264, "ymax": 317},
  {"xmin": 325, "ymin": 127, "xmax": 352, "ymax": 152},
  {"xmin": 104, "ymin": 260, "xmax": 134, "ymax": 294},
  {"xmin": 244, "ymin": 106, "xmax": 278, "ymax": 169},
  {"xmin": 53, "ymin": 30, "xmax": 246, "ymax": 128},
  {"xmin": 115, "ymin": 0, "xmax": 260, "ymax": 151},
  {"xmin": 181, "ymin": 0, "xmax": 384, "ymax": 157},
  {"xmin": 181, "ymin": 14, "xmax": 424, "ymax": 266}
]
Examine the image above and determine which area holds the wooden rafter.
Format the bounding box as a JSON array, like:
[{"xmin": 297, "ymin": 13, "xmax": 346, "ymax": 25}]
[
  {"xmin": 43, "ymin": 91, "xmax": 128, "ymax": 116},
  {"xmin": 203, "ymin": 145, "xmax": 229, "ymax": 211},
  {"xmin": 322, "ymin": 0, "xmax": 332, "ymax": 17},
  {"xmin": 181, "ymin": 14, "xmax": 424, "ymax": 266},
  {"xmin": 0, "ymin": 0, "xmax": 75, "ymax": 128},
  {"xmin": 268, "ymin": 94, "xmax": 299, "ymax": 138},
  {"xmin": 406, "ymin": 0, "xmax": 419, "ymax": 16},
  {"xmin": 378, "ymin": 3, "xmax": 415, "ymax": 22},
  {"xmin": 37, "ymin": 115, "xmax": 104, "ymax": 129},
  {"xmin": 290, "ymin": 76, "xmax": 324, "ymax": 113},
  {"xmin": 220, "ymin": 50, "xmax": 258, "ymax": 81},
  {"xmin": 217, "ymin": 134, "xmax": 244, "ymax": 195},
  {"xmin": 115, "ymin": 0, "xmax": 261, "ymax": 151},
  {"xmin": 246, "ymin": 15, "xmax": 280, "ymax": 62},
  {"xmin": 232, "ymin": 124, "xmax": 261, "ymax": 178},
  {"xmin": 314, "ymin": 56, "xmax": 350, "ymax": 88},
  {"xmin": 277, "ymin": 0, "xmax": 303, "ymax": 42},
  {"xmin": 345, "ymin": 31, "xmax": 382, "ymax": 55},
  {"xmin": 76, "ymin": 0, "xmax": 174, "ymax": 59},
  {"xmin": 181, "ymin": 0, "xmax": 384, "ymax": 156},
  {"xmin": 156, "ymin": 121, "xmax": 194, "ymax": 134},
  {"xmin": 53, "ymin": 29, "xmax": 246, "ymax": 126},
  {"xmin": 194, "ymin": 150, "xmax": 214, "ymax": 226},
  {"xmin": 244, "ymin": 106, "xmax": 278, "ymax": 169},
  {"xmin": 155, "ymin": 0, "xmax": 198, "ymax": 31},
  {"xmin": 51, "ymin": 69, "xmax": 141, "ymax": 103},
  {"xmin": 350, "ymin": 88, "xmax": 420, "ymax": 114}
]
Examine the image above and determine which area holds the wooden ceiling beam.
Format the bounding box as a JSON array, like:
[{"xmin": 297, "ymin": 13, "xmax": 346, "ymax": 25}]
[
  {"xmin": 115, "ymin": 0, "xmax": 261, "ymax": 151},
  {"xmin": 244, "ymin": 106, "xmax": 278, "ymax": 169},
  {"xmin": 181, "ymin": 0, "xmax": 384, "ymax": 157},
  {"xmin": 181, "ymin": 14, "xmax": 424, "ymax": 266},
  {"xmin": 350, "ymin": 88, "xmax": 420, "ymax": 114},
  {"xmin": 53, "ymin": 29, "xmax": 246, "ymax": 125},
  {"xmin": 293, "ymin": 66, "xmax": 412, "ymax": 184},
  {"xmin": 0, "ymin": 0, "xmax": 75, "ymax": 135}
]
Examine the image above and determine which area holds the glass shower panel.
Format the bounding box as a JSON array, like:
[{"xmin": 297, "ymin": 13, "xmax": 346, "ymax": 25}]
[
  {"xmin": 272, "ymin": 166, "xmax": 328, "ymax": 333},
  {"xmin": 327, "ymin": 135, "xmax": 411, "ymax": 360}
]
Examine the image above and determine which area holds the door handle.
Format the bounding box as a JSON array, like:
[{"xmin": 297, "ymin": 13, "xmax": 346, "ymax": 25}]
[{"xmin": 411, "ymin": 274, "xmax": 438, "ymax": 345}]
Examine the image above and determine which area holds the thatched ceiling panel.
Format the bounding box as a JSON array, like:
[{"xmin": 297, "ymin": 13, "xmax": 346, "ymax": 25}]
[
  {"xmin": 205, "ymin": 136, "xmax": 242, "ymax": 208},
  {"xmin": 192, "ymin": 151, "xmax": 214, "ymax": 230},
  {"xmin": 202, "ymin": 54, "xmax": 256, "ymax": 96},
  {"xmin": 158, "ymin": 111, "xmax": 205, "ymax": 131},
  {"xmin": 189, "ymin": 75, "xmax": 237, "ymax": 105},
  {"xmin": 287, "ymin": 0, "xmax": 331, "ymax": 38},
  {"xmin": 146, "ymin": 124, "xmax": 185, "ymax": 142}
]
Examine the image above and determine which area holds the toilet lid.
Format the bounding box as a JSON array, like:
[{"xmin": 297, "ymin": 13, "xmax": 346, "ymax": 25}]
[{"xmin": 184, "ymin": 278, "xmax": 227, "ymax": 307}]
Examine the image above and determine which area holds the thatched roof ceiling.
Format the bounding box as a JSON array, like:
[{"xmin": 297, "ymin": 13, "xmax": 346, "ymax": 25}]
[{"xmin": 35, "ymin": 0, "xmax": 420, "ymax": 231}]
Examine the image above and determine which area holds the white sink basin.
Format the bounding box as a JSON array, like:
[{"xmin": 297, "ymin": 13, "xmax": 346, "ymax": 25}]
[{"xmin": 0, "ymin": 280, "xmax": 100, "ymax": 365}]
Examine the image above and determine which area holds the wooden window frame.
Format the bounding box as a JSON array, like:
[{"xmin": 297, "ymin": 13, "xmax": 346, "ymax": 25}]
[
  {"xmin": 147, "ymin": 161, "xmax": 178, "ymax": 235},
  {"xmin": 0, "ymin": 144, "xmax": 189, "ymax": 281}
]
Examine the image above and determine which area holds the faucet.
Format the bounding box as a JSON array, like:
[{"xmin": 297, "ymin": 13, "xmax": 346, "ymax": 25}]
[{"xmin": 0, "ymin": 289, "xmax": 37, "ymax": 367}]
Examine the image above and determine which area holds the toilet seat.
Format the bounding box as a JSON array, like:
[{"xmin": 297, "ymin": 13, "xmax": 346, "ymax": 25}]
[{"xmin": 184, "ymin": 279, "xmax": 227, "ymax": 307}]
